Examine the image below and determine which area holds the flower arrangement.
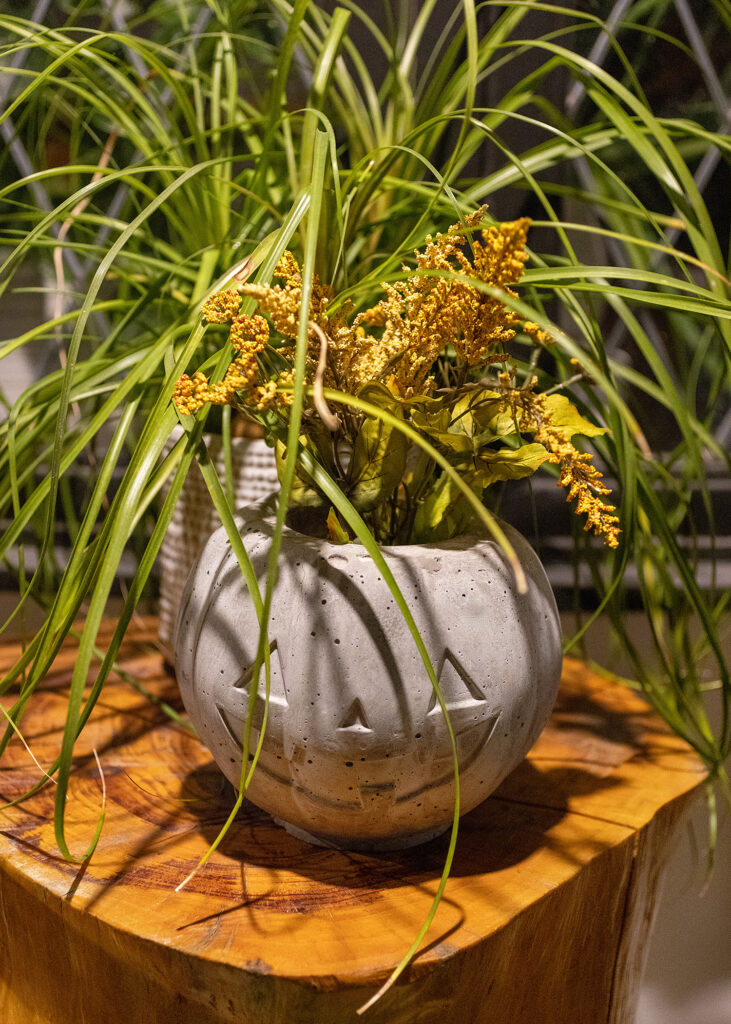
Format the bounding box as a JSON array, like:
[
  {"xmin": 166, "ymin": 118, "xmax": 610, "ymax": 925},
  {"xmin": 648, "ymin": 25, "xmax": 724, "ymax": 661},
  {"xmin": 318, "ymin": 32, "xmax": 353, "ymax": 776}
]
[{"xmin": 174, "ymin": 209, "xmax": 620, "ymax": 549}]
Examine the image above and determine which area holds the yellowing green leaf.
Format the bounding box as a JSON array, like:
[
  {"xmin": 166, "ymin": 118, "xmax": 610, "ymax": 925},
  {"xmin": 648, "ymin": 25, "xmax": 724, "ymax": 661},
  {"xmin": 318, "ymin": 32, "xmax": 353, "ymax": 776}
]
[
  {"xmin": 346, "ymin": 412, "xmax": 408, "ymax": 510},
  {"xmin": 276, "ymin": 439, "xmax": 325, "ymax": 507},
  {"xmin": 411, "ymin": 473, "xmax": 478, "ymax": 543},
  {"xmin": 539, "ymin": 393, "xmax": 607, "ymax": 438},
  {"xmin": 474, "ymin": 443, "xmax": 550, "ymax": 486},
  {"xmin": 326, "ymin": 507, "xmax": 351, "ymax": 544},
  {"xmin": 450, "ymin": 390, "xmax": 514, "ymax": 440},
  {"xmin": 411, "ymin": 403, "xmax": 475, "ymax": 454}
]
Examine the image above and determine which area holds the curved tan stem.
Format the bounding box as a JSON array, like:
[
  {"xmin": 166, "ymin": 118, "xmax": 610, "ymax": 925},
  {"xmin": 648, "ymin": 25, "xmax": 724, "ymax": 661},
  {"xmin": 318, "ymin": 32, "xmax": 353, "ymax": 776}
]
[{"xmin": 310, "ymin": 321, "xmax": 341, "ymax": 431}]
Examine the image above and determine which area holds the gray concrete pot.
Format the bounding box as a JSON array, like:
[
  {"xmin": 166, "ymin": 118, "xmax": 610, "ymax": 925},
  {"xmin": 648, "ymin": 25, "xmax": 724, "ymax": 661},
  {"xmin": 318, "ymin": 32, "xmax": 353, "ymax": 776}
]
[{"xmin": 174, "ymin": 497, "xmax": 562, "ymax": 851}]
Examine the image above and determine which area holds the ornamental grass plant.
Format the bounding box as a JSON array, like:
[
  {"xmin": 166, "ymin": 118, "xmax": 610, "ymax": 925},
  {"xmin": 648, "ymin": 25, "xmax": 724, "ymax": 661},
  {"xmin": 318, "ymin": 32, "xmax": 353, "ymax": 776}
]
[{"xmin": 0, "ymin": 0, "xmax": 729, "ymax": 1005}]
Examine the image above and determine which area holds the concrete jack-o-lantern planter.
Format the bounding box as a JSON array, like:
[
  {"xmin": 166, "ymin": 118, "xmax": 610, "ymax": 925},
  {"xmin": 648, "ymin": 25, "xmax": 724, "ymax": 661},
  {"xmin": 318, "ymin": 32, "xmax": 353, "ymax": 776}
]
[{"xmin": 174, "ymin": 497, "xmax": 562, "ymax": 851}]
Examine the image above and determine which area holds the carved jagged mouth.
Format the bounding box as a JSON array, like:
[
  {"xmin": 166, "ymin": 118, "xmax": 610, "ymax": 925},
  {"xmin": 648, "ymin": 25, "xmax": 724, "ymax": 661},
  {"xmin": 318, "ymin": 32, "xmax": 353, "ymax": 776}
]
[
  {"xmin": 397, "ymin": 710, "xmax": 501, "ymax": 803},
  {"xmin": 216, "ymin": 703, "xmax": 364, "ymax": 809},
  {"xmin": 216, "ymin": 703, "xmax": 502, "ymax": 811},
  {"xmin": 215, "ymin": 643, "xmax": 505, "ymax": 810}
]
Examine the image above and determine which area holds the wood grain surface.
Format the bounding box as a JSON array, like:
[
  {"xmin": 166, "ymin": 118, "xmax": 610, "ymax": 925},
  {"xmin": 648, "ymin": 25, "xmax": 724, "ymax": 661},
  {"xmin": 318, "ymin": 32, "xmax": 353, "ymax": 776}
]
[{"xmin": 0, "ymin": 618, "xmax": 706, "ymax": 1024}]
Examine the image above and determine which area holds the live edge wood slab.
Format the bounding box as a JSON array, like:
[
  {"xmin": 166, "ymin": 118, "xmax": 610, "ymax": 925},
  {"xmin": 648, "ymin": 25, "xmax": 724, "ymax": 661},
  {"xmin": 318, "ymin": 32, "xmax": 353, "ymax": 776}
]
[{"xmin": 0, "ymin": 618, "xmax": 706, "ymax": 1024}]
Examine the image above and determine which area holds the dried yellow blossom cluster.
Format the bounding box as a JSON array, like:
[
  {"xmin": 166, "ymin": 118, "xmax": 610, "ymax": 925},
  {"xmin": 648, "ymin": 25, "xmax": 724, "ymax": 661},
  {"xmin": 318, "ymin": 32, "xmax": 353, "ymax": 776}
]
[
  {"xmin": 173, "ymin": 306, "xmax": 293, "ymax": 414},
  {"xmin": 240, "ymin": 256, "xmax": 360, "ymax": 394},
  {"xmin": 201, "ymin": 289, "xmax": 241, "ymax": 323},
  {"xmin": 522, "ymin": 320, "xmax": 553, "ymax": 345},
  {"xmin": 172, "ymin": 212, "xmax": 618, "ymax": 548},
  {"xmin": 350, "ymin": 210, "xmax": 547, "ymax": 396},
  {"xmin": 230, "ymin": 313, "xmax": 270, "ymax": 357},
  {"xmin": 175, "ymin": 211, "xmax": 546, "ymax": 413},
  {"xmin": 511, "ymin": 389, "xmax": 621, "ymax": 548},
  {"xmin": 554, "ymin": 448, "xmax": 621, "ymax": 548}
]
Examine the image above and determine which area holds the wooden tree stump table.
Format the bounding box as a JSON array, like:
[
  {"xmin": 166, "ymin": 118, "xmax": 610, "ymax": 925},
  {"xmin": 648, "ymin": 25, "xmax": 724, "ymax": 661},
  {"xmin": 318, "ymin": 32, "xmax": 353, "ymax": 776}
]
[{"xmin": 0, "ymin": 619, "xmax": 706, "ymax": 1024}]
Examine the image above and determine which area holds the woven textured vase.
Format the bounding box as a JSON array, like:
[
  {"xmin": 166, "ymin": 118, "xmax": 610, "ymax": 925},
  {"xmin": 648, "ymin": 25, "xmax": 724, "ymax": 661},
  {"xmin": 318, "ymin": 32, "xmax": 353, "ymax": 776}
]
[{"xmin": 157, "ymin": 431, "xmax": 278, "ymax": 658}]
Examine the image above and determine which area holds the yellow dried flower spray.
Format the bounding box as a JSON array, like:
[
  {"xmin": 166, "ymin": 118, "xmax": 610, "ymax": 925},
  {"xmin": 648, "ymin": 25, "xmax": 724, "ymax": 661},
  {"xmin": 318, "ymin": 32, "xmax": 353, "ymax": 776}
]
[{"xmin": 174, "ymin": 209, "xmax": 619, "ymax": 548}]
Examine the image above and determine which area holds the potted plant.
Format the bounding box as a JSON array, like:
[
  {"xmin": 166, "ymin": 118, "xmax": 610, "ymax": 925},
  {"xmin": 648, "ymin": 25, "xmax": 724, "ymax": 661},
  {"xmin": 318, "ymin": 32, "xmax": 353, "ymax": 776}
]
[
  {"xmin": 172, "ymin": 208, "xmax": 619, "ymax": 850},
  {"xmin": 0, "ymin": 0, "xmax": 728, "ymax": 1009}
]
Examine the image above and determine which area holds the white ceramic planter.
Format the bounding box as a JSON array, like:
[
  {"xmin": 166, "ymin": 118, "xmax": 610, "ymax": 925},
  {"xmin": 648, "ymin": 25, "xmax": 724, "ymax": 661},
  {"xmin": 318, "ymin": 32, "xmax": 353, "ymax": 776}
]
[{"xmin": 174, "ymin": 497, "xmax": 562, "ymax": 851}]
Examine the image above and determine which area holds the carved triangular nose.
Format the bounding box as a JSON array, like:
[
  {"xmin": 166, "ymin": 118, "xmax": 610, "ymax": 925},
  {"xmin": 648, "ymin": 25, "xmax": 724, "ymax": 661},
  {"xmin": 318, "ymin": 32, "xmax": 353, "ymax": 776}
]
[{"xmin": 338, "ymin": 697, "xmax": 372, "ymax": 733}]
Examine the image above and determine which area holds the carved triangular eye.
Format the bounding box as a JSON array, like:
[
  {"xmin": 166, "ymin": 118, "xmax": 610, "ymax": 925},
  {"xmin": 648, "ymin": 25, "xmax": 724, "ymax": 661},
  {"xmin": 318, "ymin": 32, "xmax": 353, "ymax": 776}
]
[
  {"xmin": 428, "ymin": 649, "xmax": 486, "ymax": 714},
  {"xmin": 233, "ymin": 641, "xmax": 288, "ymax": 708},
  {"xmin": 338, "ymin": 697, "xmax": 372, "ymax": 732}
]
